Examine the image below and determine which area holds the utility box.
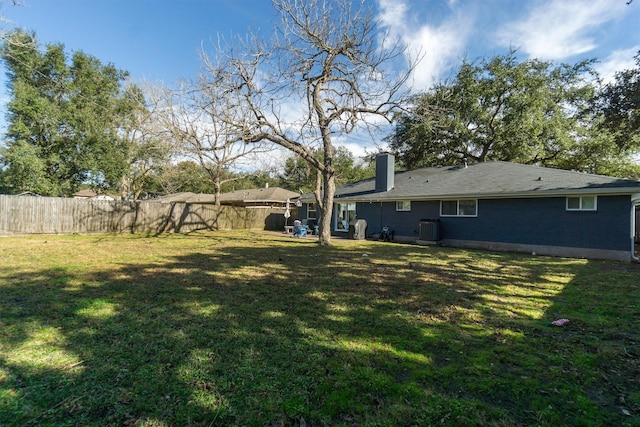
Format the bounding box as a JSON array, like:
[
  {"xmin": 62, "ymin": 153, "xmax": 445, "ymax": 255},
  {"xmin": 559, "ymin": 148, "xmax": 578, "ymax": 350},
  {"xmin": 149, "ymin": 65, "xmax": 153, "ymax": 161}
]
[
  {"xmin": 418, "ymin": 219, "xmax": 441, "ymax": 242},
  {"xmin": 348, "ymin": 219, "xmax": 367, "ymax": 240}
]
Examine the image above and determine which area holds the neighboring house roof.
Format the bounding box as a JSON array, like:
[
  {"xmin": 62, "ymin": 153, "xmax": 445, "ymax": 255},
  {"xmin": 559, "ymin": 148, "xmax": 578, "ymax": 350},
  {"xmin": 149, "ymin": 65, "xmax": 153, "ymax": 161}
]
[
  {"xmin": 153, "ymin": 192, "xmax": 199, "ymax": 203},
  {"xmin": 154, "ymin": 187, "xmax": 300, "ymax": 205},
  {"xmin": 153, "ymin": 192, "xmax": 217, "ymax": 203},
  {"xmin": 219, "ymin": 187, "xmax": 300, "ymax": 205},
  {"xmin": 182, "ymin": 193, "xmax": 218, "ymax": 204},
  {"xmin": 73, "ymin": 189, "xmax": 99, "ymax": 198},
  {"xmin": 327, "ymin": 161, "xmax": 640, "ymax": 202},
  {"xmin": 72, "ymin": 189, "xmax": 115, "ymax": 200}
]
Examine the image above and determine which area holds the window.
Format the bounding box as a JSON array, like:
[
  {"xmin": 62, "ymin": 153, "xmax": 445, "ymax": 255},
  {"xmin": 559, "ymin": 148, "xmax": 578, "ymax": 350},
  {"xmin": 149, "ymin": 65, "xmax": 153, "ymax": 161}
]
[
  {"xmin": 441, "ymin": 200, "xmax": 458, "ymax": 216},
  {"xmin": 335, "ymin": 202, "xmax": 356, "ymax": 231},
  {"xmin": 458, "ymin": 200, "xmax": 477, "ymax": 216},
  {"xmin": 440, "ymin": 199, "xmax": 477, "ymax": 217},
  {"xmin": 396, "ymin": 201, "xmax": 411, "ymax": 211},
  {"xmin": 566, "ymin": 196, "xmax": 597, "ymax": 211},
  {"xmin": 307, "ymin": 203, "xmax": 317, "ymax": 219}
]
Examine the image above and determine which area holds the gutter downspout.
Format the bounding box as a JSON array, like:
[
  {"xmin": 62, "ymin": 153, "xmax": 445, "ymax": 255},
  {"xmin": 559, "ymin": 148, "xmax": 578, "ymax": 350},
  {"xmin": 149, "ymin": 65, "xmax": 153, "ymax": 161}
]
[{"xmin": 631, "ymin": 194, "xmax": 640, "ymax": 262}]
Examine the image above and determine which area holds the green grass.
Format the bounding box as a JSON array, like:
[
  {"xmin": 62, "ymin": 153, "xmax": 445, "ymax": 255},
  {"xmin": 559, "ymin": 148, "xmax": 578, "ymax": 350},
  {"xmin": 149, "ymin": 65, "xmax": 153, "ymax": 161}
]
[{"xmin": 0, "ymin": 231, "xmax": 638, "ymax": 426}]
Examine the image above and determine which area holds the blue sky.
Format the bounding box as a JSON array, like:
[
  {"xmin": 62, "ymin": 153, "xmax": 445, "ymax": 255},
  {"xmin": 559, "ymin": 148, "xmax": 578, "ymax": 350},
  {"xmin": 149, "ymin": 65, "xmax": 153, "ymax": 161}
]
[
  {"xmin": 3, "ymin": 0, "xmax": 638, "ymax": 85},
  {"xmin": 1, "ymin": 0, "xmax": 639, "ymax": 156},
  {"xmin": 1, "ymin": 0, "xmax": 279, "ymax": 83}
]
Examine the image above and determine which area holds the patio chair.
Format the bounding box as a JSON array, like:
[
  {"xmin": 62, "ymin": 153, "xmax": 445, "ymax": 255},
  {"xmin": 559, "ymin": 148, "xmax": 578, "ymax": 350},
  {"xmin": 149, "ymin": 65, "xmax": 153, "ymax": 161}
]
[{"xmin": 292, "ymin": 220, "xmax": 307, "ymax": 237}]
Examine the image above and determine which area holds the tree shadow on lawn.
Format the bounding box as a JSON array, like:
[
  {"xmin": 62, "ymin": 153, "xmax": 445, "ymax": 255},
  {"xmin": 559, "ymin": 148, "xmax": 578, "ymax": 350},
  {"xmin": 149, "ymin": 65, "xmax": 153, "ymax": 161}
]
[
  {"xmin": 0, "ymin": 236, "xmax": 638, "ymax": 426},
  {"xmin": 532, "ymin": 260, "xmax": 640, "ymax": 425}
]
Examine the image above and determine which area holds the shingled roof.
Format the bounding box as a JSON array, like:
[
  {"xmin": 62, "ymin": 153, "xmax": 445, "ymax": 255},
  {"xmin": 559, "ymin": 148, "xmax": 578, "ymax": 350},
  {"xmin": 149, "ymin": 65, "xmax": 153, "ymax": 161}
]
[
  {"xmin": 218, "ymin": 187, "xmax": 300, "ymax": 204},
  {"xmin": 332, "ymin": 161, "xmax": 640, "ymax": 202},
  {"xmin": 155, "ymin": 187, "xmax": 299, "ymax": 205}
]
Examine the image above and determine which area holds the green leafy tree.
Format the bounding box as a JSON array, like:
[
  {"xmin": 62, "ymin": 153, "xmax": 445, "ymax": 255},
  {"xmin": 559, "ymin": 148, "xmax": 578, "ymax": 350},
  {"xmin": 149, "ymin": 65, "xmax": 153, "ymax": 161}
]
[
  {"xmin": 279, "ymin": 146, "xmax": 374, "ymax": 193},
  {"xmin": 280, "ymin": 154, "xmax": 314, "ymax": 194},
  {"xmin": 0, "ymin": 30, "xmax": 143, "ymax": 196},
  {"xmin": 0, "ymin": 140, "xmax": 52, "ymax": 194},
  {"xmin": 227, "ymin": 171, "xmax": 280, "ymax": 193},
  {"xmin": 389, "ymin": 51, "xmax": 598, "ymax": 170},
  {"xmin": 150, "ymin": 161, "xmax": 216, "ymax": 195},
  {"xmin": 108, "ymin": 84, "xmax": 176, "ymax": 200},
  {"xmin": 596, "ymin": 51, "xmax": 640, "ymax": 153},
  {"xmin": 146, "ymin": 161, "xmax": 280, "ymax": 197}
]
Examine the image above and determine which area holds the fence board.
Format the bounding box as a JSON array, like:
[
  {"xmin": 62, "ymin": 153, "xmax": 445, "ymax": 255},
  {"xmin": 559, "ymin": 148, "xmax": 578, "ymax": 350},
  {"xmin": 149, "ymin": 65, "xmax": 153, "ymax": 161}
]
[{"xmin": 0, "ymin": 195, "xmax": 288, "ymax": 235}]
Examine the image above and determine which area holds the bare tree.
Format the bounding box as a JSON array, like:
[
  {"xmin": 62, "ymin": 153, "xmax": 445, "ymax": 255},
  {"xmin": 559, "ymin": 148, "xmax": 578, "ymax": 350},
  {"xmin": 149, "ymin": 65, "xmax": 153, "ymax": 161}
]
[
  {"xmin": 160, "ymin": 78, "xmax": 271, "ymax": 206},
  {"xmin": 204, "ymin": 0, "xmax": 417, "ymax": 244},
  {"xmin": 116, "ymin": 83, "xmax": 177, "ymax": 200}
]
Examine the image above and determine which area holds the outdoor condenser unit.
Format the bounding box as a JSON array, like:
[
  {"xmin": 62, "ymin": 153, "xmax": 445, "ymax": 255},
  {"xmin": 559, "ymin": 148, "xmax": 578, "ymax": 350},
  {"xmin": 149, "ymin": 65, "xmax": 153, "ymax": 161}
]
[{"xmin": 419, "ymin": 219, "xmax": 441, "ymax": 242}]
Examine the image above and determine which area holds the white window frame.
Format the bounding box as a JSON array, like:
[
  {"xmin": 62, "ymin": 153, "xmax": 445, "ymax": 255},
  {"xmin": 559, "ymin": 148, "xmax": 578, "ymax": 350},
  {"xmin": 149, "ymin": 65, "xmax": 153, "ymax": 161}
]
[
  {"xmin": 440, "ymin": 199, "xmax": 478, "ymax": 217},
  {"xmin": 335, "ymin": 202, "xmax": 356, "ymax": 232},
  {"xmin": 396, "ymin": 200, "xmax": 411, "ymax": 211},
  {"xmin": 566, "ymin": 196, "xmax": 597, "ymax": 211},
  {"xmin": 307, "ymin": 203, "xmax": 317, "ymax": 219}
]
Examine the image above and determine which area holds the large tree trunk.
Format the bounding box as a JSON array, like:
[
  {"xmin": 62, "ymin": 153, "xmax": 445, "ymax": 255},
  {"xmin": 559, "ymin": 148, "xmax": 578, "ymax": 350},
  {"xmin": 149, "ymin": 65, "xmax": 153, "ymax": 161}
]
[
  {"xmin": 317, "ymin": 172, "xmax": 335, "ymax": 245},
  {"xmin": 119, "ymin": 175, "xmax": 130, "ymax": 200},
  {"xmin": 213, "ymin": 176, "xmax": 222, "ymax": 208}
]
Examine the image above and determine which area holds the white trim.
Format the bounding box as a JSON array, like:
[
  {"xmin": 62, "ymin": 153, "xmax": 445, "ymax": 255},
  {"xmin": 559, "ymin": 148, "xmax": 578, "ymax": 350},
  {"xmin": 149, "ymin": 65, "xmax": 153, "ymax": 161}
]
[
  {"xmin": 632, "ymin": 194, "xmax": 640, "ymax": 262},
  {"xmin": 396, "ymin": 200, "xmax": 411, "ymax": 211},
  {"xmin": 307, "ymin": 202, "xmax": 317, "ymax": 219},
  {"xmin": 334, "ymin": 202, "xmax": 355, "ymax": 232},
  {"xmin": 330, "ymin": 188, "xmax": 640, "ymax": 203}
]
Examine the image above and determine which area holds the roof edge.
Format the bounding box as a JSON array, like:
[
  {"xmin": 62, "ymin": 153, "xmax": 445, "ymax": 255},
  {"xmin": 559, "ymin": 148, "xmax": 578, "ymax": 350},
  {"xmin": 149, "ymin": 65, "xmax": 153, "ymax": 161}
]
[{"xmin": 332, "ymin": 187, "xmax": 640, "ymax": 202}]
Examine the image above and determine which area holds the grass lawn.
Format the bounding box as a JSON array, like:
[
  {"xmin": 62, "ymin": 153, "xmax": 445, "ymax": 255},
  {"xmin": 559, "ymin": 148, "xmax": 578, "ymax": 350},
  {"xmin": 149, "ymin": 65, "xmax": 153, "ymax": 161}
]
[{"xmin": 0, "ymin": 231, "xmax": 638, "ymax": 426}]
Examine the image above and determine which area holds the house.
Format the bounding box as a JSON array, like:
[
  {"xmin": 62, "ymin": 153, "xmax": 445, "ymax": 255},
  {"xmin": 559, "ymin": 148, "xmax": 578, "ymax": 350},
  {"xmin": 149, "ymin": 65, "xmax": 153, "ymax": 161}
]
[
  {"xmin": 153, "ymin": 187, "xmax": 302, "ymax": 231},
  {"xmin": 299, "ymin": 153, "xmax": 640, "ymax": 261},
  {"xmin": 218, "ymin": 187, "xmax": 300, "ymax": 208},
  {"xmin": 153, "ymin": 192, "xmax": 220, "ymax": 204}
]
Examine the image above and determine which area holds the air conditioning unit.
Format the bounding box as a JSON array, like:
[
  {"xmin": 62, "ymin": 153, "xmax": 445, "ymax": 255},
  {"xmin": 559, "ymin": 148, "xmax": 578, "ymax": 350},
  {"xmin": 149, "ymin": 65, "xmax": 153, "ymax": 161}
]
[{"xmin": 419, "ymin": 219, "xmax": 441, "ymax": 241}]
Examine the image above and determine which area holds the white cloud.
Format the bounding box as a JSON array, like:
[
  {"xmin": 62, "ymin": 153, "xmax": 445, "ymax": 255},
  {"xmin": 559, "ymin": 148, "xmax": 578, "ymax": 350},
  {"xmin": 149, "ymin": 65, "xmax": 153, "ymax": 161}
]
[
  {"xmin": 377, "ymin": 0, "xmax": 408, "ymax": 30},
  {"xmin": 496, "ymin": 0, "xmax": 627, "ymax": 60},
  {"xmin": 407, "ymin": 22, "xmax": 468, "ymax": 89},
  {"xmin": 377, "ymin": 0, "xmax": 472, "ymax": 89},
  {"xmin": 341, "ymin": 141, "xmax": 369, "ymax": 159},
  {"xmin": 596, "ymin": 46, "xmax": 640, "ymax": 84}
]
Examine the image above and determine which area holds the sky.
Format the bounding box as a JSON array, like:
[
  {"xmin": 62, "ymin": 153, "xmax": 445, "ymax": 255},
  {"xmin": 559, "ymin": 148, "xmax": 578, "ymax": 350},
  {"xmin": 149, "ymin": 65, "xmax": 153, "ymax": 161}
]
[{"xmin": 1, "ymin": 0, "xmax": 639, "ymax": 158}]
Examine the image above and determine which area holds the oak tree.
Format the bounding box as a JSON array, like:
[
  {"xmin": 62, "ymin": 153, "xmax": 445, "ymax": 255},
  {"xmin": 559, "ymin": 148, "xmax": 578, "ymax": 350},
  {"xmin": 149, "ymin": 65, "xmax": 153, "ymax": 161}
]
[
  {"xmin": 0, "ymin": 30, "xmax": 150, "ymax": 196},
  {"xmin": 596, "ymin": 51, "xmax": 640, "ymax": 153},
  {"xmin": 389, "ymin": 51, "xmax": 597, "ymax": 170}
]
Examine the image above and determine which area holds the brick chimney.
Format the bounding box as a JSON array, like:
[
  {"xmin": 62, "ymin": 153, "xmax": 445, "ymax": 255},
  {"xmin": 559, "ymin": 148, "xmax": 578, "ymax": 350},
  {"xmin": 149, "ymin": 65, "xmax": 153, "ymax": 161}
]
[{"xmin": 375, "ymin": 153, "xmax": 395, "ymax": 192}]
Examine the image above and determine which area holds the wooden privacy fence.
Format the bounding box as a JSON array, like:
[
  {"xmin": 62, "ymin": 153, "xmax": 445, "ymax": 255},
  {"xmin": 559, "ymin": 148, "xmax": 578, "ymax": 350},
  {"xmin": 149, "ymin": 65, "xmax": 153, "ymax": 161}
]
[{"xmin": 0, "ymin": 195, "xmax": 288, "ymax": 235}]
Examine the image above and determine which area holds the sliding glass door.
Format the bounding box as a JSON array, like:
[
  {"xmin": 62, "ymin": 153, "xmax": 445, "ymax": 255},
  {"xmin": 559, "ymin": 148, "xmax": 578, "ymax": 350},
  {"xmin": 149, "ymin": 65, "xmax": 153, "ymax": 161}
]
[{"xmin": 335, "ymin": 202, "xmax": 356, "ymax": 232}]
